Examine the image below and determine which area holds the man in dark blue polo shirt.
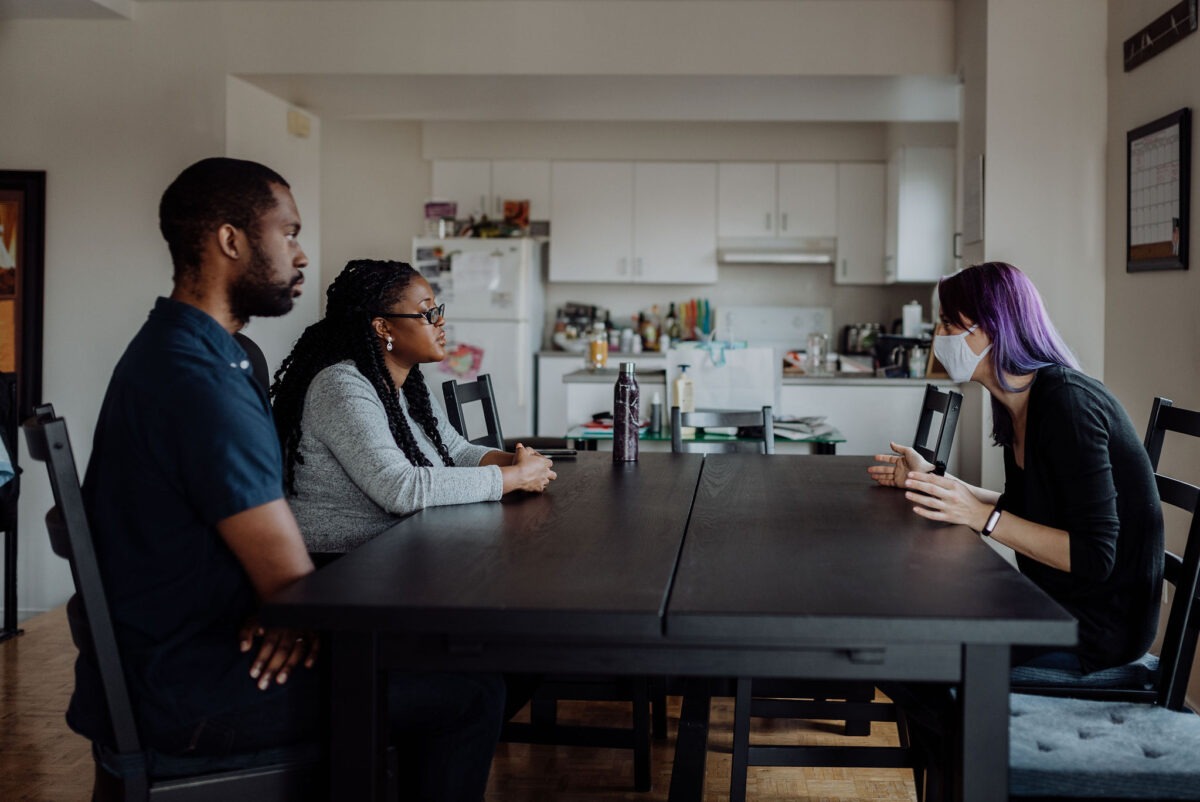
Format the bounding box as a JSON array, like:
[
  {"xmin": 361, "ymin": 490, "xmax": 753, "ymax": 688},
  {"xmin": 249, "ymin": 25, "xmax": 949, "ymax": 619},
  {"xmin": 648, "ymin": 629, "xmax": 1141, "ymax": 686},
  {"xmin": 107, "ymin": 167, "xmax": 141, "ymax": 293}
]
[{"xmin": 78, "ymin": 158, "xmax": 504, "ymax": 799}]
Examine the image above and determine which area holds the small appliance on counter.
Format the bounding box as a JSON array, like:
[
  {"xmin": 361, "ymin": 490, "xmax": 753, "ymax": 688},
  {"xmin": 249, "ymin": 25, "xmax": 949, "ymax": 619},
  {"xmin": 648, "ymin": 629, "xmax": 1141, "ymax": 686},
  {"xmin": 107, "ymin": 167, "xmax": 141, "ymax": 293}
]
[{"xmin": 874, "ymin": 333, "xmax": 931, "ymax": 379}]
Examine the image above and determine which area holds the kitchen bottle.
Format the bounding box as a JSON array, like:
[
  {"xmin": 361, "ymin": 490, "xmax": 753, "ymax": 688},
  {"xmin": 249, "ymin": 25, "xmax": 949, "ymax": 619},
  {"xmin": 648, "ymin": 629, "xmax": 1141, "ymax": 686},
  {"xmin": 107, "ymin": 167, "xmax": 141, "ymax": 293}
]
[
  {"xmin": 902, "ymin": 300, "xmax": 923, "ymax": 338},
  {"xmin": 613, "ymin": 362, "xmax": 640, "ymax": 462},
  {"xmin": 673, "ymin": 365, "xmax": 695, "ymax": 438},
  {"xmin": 587, "ymin": 322, "xmax": 609, "ymax": 370},
  {"xmin": 649, "ymin": 391, "xmax": 664, "ymax": 435}
]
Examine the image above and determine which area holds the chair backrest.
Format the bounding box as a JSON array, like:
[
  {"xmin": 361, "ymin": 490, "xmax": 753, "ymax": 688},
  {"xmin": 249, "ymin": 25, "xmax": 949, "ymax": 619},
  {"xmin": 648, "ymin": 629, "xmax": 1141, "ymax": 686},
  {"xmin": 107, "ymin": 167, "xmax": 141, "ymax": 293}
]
[
  {"xmin": 1141, "ymin": 397, "xmax": 1200, "ymax": 711},
  {"xmin": 233, "ymin": 332, "xmax": 272, "ymax": 393},
  {"xmin": 442, "ymin": 374, "xmax": 505, "ymax": 450},
  {"xmin": 670, "ymin": 407, "xmax": 775, "ymax": 455},
  {"xmin": 21, "ymin": 404, "xmax": 143, "ymax": 755},
  {"xmin": 912, "ymin": 383, "xmax": 963, "ymax": 475}
]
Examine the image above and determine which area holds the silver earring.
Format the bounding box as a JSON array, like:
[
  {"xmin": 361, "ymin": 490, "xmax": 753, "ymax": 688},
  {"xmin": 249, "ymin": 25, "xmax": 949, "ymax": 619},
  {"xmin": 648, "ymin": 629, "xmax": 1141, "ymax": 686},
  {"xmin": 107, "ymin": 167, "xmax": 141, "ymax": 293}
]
[{"xmin": 386, "ymin": 336, "xmax": 394, "ymax": 352}]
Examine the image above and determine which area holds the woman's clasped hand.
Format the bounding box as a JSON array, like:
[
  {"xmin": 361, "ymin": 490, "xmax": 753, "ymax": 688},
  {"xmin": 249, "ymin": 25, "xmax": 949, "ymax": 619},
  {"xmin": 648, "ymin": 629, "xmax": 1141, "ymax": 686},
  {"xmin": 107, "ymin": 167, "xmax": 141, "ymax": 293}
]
[{"xmin": 508, "ymin": 443, "xmax": 557, "ymax": 494}]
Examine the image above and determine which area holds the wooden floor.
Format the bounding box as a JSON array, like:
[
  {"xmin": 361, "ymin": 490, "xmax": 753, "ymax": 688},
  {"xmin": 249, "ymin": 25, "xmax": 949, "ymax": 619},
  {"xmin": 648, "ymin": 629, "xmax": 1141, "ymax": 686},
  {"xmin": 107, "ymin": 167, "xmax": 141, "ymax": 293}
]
[{"xmin": 1, "ymin": 608, "xmax": 918, "ymax": 801}]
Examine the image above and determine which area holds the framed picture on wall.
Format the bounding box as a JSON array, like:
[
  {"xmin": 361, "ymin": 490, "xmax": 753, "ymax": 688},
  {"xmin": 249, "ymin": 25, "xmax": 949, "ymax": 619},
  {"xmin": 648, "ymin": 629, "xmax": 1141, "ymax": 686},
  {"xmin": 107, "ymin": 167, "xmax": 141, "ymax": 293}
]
[
  {"xmin": 1126, "ymin": 108, "xmax": 1191, "ymax": 272},
  {"xmin": 0, "ymin": 170, "xmax": 46, "ymax": 426}
]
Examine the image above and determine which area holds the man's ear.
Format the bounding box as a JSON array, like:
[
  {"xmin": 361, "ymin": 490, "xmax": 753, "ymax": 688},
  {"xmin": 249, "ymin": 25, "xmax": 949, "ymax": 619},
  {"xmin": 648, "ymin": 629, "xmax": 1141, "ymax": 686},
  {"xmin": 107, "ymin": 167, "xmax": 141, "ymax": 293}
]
[{"xmin": 216, "ymin": 223, "xmax": 243, "ymax": 261}]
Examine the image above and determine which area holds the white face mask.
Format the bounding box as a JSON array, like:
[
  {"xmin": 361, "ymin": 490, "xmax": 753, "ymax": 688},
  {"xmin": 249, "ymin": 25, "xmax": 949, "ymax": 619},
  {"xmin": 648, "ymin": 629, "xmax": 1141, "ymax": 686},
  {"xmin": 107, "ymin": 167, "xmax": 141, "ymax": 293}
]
[{"xmin": 933, "ymin": 325, "xmax": 991, "ymax": 383}]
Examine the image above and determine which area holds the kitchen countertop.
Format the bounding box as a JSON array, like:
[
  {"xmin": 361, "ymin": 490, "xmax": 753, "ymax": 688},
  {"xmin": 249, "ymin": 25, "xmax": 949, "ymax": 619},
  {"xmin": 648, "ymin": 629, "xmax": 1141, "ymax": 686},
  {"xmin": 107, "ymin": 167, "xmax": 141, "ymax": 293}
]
[
  {"xmin": 539, "ymin": 349, "xmax": 665, "ymax": 358},
  {"xmin": 563, "ymin": 368, "xmax": 957, "ymax": 387}
]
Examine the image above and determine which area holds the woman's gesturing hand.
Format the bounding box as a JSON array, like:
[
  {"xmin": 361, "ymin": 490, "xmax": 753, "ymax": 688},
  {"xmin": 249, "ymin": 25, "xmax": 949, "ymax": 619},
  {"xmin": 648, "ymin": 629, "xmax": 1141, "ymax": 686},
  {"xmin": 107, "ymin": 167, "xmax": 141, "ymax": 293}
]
[
  {"xmin": 903, "ymin": 471, "xmax": 991, "ymax": 530},
  {"xmin": 867, "ymin": 441, "xmax": 934, "ymax": 488},
  {"xmin": 508, "ymin": 443, "xmax": 558, "ymax": 493}
]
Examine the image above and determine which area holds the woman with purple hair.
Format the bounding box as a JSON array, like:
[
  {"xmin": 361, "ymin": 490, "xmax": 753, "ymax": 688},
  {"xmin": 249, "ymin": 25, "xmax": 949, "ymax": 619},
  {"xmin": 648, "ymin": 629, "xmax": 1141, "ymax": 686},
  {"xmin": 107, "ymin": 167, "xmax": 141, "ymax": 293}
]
[{"xmin": 869, "ymin": 262, "xmax": 1164, "ymax": 673}]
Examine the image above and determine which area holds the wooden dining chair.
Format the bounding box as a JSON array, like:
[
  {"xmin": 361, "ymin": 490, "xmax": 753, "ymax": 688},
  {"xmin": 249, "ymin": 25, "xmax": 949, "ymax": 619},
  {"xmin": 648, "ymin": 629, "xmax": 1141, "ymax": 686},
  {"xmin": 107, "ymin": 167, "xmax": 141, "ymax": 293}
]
[
  {"xmin": 669, "ymin": 406, "xmax": 775, "ymax": 454},
  {"xmin": 233, "ymin": 331, "xmax": 271, "ymax": 393},
  {"xmin": 441, "ymin": 374, "xmax": 506, "ymax": 449},
  {"xmin": 718, "ymin": 400, "xmax": 941, "ymax": 802},
  {"xmin": 21, "ymin": 404, "xmax": 325, "ymax": 802},
  {"xmin": 1010, "ymin": 396, "xmax": 1200, "ymax": 705},
  {"xmin": 912, "ymin": 383, "xmax": 963, "ymax": 475},
  {"xmin": 1007, "ymin": 481, "xmax": 1200, "ymax": 800},
  {"xmin": 442, "ymin": 376, "xmax": 660, "ymax": 790}
]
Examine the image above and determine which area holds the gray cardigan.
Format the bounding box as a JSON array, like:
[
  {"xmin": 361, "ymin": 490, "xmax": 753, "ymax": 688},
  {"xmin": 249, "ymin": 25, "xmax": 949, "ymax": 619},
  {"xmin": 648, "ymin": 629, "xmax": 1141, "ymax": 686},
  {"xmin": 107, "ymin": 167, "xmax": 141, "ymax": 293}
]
[{"xmin": 288, "ymin": 361, "xmax": 503, "ymax": 552}]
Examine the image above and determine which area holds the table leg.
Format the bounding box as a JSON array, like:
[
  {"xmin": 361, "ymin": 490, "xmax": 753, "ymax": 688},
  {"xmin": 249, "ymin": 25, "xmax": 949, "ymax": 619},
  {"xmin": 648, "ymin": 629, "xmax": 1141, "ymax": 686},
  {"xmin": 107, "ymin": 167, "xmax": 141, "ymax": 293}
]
[
  {"xmin": 332, "ymin": 631, "xmax": 386, "ymax": 801},
  {"xmin": 668, "ymin": 679, "xmax": 711, "ymax": 802},
  {"xmin": 958, "ymin": 644, "xmax": 1009, "ymax": 802}
]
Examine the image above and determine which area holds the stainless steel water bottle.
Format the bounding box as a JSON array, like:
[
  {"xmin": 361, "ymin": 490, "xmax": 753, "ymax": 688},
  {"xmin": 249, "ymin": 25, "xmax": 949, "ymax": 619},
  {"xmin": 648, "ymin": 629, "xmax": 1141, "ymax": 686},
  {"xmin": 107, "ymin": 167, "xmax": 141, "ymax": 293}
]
[{"xmin": 613, "ymin": 362, "xmax": 640, "ymax": 462}]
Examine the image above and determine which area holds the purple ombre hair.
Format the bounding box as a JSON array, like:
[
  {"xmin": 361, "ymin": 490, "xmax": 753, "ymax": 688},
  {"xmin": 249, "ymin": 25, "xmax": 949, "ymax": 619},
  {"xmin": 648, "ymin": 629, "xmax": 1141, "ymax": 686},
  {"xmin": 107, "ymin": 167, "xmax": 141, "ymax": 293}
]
[{"xmin": 938, "ymin": 262, "xmax": 1078, "ymax": 445}]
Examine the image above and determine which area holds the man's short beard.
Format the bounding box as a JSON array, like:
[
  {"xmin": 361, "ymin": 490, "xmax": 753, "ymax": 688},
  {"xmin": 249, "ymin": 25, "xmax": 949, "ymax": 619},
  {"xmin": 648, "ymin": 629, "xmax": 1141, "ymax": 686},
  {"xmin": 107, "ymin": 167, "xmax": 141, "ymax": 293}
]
[{"xmin": 229, "ymin": 235, "xmax": 297, "ymax": 323}]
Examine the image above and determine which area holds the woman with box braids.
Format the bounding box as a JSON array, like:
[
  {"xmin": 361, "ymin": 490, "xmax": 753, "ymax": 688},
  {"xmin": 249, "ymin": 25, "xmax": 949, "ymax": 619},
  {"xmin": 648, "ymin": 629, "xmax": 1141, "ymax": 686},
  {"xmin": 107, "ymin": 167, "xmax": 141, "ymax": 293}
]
[{"xmin": 271, "ymin": 258, "xmax": 555, "ymax": 554}]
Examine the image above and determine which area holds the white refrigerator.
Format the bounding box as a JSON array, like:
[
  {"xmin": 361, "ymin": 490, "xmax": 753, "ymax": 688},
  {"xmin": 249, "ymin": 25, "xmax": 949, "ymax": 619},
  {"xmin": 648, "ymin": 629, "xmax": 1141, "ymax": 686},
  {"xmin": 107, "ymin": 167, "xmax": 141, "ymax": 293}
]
[{"xmin": 411, "ymin": 238, "xmax": 544, "ymax": 440}]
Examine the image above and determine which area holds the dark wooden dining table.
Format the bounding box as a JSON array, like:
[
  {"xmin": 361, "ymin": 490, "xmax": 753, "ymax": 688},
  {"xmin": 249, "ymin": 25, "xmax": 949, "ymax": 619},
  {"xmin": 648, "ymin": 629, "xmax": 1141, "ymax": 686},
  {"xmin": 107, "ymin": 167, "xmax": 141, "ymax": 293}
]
[{"xmin": 263, "ymin": 452, "xmax": 1076, "ymax": 802}]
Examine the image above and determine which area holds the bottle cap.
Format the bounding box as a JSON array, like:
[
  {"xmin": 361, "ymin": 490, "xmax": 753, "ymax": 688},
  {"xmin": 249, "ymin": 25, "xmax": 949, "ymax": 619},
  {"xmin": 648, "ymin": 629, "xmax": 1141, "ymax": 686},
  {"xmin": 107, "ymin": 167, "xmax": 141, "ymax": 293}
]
[
  {"xmin": 652, "ymin": 391, "xmax": 662, "ymax": 403},
  {"xmin": 620, "ymin": 362, "xmax": 636, "ymax": 374}
]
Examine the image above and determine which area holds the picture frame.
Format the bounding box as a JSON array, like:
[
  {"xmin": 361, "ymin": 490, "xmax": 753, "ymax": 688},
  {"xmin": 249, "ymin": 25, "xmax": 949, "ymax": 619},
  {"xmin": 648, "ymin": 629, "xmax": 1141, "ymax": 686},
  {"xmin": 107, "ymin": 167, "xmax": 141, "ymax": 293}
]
[
  {"xmin": 1, "ymin": 170, "xmax": 43, "ymax": 642},
  {"xmin": 0, "ymin": 170, "xmax": 46, "ymax": 426},
  {"xmin": 1126, "ymin": 108, "xmax": 1191, "ymax": 272}
]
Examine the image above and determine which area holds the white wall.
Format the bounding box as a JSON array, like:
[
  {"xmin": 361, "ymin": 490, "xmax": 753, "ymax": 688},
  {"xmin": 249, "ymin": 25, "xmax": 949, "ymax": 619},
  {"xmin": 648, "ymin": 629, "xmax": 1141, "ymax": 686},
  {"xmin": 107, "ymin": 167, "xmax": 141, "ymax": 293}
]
[
  {"xmin": 0, "ymin": 7, "xmax": 230, "ymax": 615},
  {"xmin": 225, "ymin": 76, "xmax": 323, "ymax": 374},
  {"xmin": 953, "ymin": 0, "xmax": 1108, "ymax": 491},
  {"xmin": 1106, "ymin": 0, "xmax": 1200, "ymax": 709},
  {"xmin": 0, "ymin": 8, "xmax": 323, "ymax": 616},
  {"xmin": 320, "ymin": 120, "xmax": 428, "ymax": 303}
]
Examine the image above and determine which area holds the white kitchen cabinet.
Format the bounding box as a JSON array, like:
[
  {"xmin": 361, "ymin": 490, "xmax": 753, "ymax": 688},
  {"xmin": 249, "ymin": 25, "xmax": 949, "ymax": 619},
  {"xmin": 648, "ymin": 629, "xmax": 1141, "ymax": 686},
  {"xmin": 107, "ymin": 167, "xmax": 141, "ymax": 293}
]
[
  {"xmin": 549, "ymin": 162, "xmax": 634, "ymax": 283},
  {"xmin": 717, "ymin": 162, "xmax": 836, "ymax": 239},
  {"xmin": 634, "ymin": 163, "xmax": 717, "ymax": 283},
  {"xmin": 432, "ymin": 159, "xmax": 551, "ymax": 221},
  {"xmin": 777, "ymin": 163, "xmax": 837, "ymax": 237},
  {"xmin": 884, "ymin": 146, "xmax": 956, "ymax": 283},
  {"xmin": 550, "ymin": 161, "xmax": 717, "ymax": 284},
  {"xmin": 834, "ymin": 162, "xmax": 887, "ymax": 285}
]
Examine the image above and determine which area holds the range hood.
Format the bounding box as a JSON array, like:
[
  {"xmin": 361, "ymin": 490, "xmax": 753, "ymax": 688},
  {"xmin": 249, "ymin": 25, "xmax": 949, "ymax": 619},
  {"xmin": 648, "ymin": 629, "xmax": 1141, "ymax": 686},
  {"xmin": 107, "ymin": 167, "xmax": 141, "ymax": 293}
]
[{"xmin": 717, "ymin": 236, "xmax": 836, "ymax": 266}]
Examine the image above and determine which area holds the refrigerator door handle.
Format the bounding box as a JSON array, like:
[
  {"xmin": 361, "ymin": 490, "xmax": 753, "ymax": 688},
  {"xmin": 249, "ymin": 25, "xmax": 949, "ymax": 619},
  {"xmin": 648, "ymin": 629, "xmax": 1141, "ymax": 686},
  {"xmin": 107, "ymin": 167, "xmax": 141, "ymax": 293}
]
[{"xmin": 516, "ymin": 324, "xmax": 528, "ymax": 411}]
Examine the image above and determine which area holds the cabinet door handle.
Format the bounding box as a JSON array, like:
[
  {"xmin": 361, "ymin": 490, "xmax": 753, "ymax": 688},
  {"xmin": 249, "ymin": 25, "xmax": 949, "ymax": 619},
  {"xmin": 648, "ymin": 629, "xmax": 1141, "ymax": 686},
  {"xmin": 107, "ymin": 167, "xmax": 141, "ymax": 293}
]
[
  {"xmin": 480, "ymin": 195, "xmax": 487, "ymax": 215},
  {"xmin": 618, "ymin": 257, "xmax": 628, "ymax": 275},
  {"xmin": 634, "ymin": 257, "xmax": 643, "ymax": 277},
  {"xmin": 841, "ymin": 258, "xmax": 847, "ymax": 277},
  {"xmin": 781, "ymin": 212, "xmax": 788, "ymax": 232},
  {"xmin": 765, "ymin": 213, "xmax": 772, "ymax": 232}
]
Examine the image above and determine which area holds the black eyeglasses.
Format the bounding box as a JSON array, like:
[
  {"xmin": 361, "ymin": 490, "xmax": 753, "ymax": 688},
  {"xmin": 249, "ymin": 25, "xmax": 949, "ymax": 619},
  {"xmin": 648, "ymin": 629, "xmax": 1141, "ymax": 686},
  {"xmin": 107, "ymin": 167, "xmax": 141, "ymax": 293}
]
[{"xmin": 379, "ymin": 303, "xmax": 445, "ymax": 325}]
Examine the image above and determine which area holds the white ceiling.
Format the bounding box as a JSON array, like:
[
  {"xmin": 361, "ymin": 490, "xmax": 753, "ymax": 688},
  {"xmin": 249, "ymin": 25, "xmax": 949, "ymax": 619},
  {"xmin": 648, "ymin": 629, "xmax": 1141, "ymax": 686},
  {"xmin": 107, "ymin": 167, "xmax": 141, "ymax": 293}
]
[{"xmin": 6, "ymin": 0, "xmax": 960, "ymax": 123}]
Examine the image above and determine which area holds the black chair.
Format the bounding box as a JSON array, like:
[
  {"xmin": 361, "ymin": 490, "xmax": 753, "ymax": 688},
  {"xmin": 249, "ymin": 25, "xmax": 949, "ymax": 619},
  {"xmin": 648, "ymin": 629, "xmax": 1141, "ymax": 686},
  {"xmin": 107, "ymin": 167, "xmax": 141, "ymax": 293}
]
[
  {"xmin": 441, "ymin": 374, "xmax": 505, "ymax": 449},
  {"xmin": 669, "ymin": 406, "xmax": 775, "ymax": 454},
  {"xmin": 21, "ymin": 404, "xmax": 324, "ymax": 802},
  {"xmin": 440, "ymin": 375, "xmax": 660, "ymax": 791},
  {"xmin": 1009, "ymin": 396, "xmax": 1200, "ymax": 799},
  {"xmin": 233, "ymin": 331, "xmax": 271, "ymax": 393},
  {"xmin": 912, "ymin": 383, "xmax": 963, "ymax": 475},
  {"xmin": 1011, "ymin": 396, "xmax": 1200, "ymax": 705},
  {"xmin": 714, "ymin": 405, "xmax": 932, "ymax": 802}
]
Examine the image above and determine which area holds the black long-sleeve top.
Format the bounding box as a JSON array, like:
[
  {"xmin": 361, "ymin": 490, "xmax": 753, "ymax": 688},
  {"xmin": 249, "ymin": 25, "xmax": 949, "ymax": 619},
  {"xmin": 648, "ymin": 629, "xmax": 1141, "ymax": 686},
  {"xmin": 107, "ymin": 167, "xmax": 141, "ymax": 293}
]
[{"xmin": 997, "ymin": 365, "xmax": 1164, "ymax": 673}]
